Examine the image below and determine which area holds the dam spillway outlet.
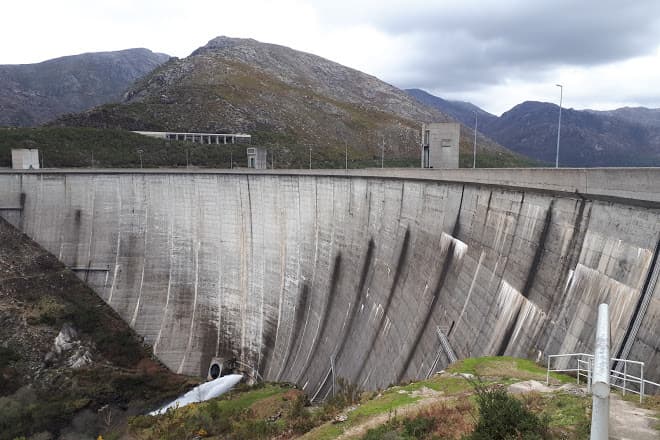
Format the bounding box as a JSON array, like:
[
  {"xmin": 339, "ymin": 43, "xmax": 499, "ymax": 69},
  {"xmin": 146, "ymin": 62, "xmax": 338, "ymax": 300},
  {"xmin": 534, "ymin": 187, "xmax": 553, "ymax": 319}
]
[{"xmin": 0, "ymin": 169, "xmax": 658, "ymax": 393}]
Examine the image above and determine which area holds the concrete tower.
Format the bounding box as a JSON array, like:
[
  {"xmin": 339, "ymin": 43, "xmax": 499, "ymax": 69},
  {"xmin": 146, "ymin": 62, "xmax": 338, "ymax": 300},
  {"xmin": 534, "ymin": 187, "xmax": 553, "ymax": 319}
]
[{"xmin": 421, "ymin": 122, "xmax": 460, "ymax": 169}]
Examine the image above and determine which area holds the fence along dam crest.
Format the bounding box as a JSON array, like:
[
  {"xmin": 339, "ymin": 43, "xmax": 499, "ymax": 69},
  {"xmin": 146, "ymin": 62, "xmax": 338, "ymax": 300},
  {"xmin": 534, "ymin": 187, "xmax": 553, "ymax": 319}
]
[{"xmin": 0, "ymin": 168, "xmax": 658, "ymax": 392}]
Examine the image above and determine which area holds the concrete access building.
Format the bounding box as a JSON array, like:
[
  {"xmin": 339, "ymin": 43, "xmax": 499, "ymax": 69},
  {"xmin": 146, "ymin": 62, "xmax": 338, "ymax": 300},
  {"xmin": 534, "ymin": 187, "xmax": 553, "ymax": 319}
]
[
  {"xmin": 421, "ymin": 122, "xmax": 460, "ymax": 169},
  {"xmin": 11, "ymin": 149, "xmax": 40, "ymax": 170}
]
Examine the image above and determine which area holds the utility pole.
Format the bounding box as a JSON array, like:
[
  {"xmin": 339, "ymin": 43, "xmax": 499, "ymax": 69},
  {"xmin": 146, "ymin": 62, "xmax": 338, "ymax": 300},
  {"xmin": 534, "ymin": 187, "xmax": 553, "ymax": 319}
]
[
  {"xmin": 230, "ymin": 150, "xmax": 233, "ymax": 169},
  {"xmin": 309, "ymin": 147, "xmax": 312, "ymax": 170},
  {"xmin": 381, "ymin": 137, "xmax": 385, "ymax": 168},
  {"xmin": 555, "ymin": 84, "xmax": 563, "ymax": 168},
  {"xmin": 473, "ymin": 111, "xmax": 478, "ymax": 168},
  {"xmin": 345, "ymin": 142, "xmax": 348, "ymax": 170},
  {"xmin": 91, "ymin": 151, "xmax": 94, "ymax": 168}
]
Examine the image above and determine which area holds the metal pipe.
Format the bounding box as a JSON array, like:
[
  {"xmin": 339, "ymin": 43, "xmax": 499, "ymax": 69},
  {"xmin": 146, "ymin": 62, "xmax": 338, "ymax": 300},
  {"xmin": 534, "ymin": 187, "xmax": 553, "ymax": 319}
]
[{"xmin": 590, "ymin": 303, "xmax": 610, "ymax": 440}]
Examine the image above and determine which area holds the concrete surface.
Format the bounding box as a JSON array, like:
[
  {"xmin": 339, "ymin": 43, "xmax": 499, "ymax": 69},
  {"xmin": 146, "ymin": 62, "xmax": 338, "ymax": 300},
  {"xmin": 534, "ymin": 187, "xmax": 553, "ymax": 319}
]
[{"xmin": 0, "ymin": 168, "xmax": 658, "ymax": 396}]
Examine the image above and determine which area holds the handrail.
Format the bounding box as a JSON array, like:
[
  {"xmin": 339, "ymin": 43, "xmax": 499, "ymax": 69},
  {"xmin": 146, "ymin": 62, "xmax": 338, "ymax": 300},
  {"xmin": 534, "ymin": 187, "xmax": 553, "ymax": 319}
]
[{"xmin": 547, "ymin": 352, "xmax": 654, "ymax": 402}]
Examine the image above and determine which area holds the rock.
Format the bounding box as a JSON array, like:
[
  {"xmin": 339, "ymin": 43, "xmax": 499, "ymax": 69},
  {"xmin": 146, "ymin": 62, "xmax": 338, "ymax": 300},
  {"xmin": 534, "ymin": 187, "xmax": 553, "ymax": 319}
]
[
  {"xmin": 54, "ymin": 323, "xmax": 78, "ymax": 354},
  {"xmin": 44, "ymin": 324, "xmax": 93, "ymax": 368},
  {"xmin": 507, "ymin": 380, "xmax": 553, "ymax": 394},
  {"xmin": 333, "ymin": 414, "xmax": 348, "ymax": 423}
]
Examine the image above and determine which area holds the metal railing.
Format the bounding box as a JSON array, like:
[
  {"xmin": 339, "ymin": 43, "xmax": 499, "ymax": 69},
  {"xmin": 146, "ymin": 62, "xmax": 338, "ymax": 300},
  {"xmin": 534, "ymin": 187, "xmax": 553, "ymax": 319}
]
[{"xmin": 547, "ymin": 352, "xmax": 660, "ymax": 402}]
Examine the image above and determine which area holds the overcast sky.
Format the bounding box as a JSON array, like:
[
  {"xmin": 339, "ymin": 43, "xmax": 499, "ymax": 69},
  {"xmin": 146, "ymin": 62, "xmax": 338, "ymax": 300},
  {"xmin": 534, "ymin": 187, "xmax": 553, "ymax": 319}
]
[{"xmin": 4, "ymin": 0, "xmax": 660, "ymax": 115}]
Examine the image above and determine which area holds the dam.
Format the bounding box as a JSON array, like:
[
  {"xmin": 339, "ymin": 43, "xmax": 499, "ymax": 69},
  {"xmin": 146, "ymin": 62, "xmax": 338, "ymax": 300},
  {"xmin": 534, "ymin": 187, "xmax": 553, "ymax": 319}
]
[{"xmin": 0, "ymin": 168, "xmax": 658, "ymax": 398}]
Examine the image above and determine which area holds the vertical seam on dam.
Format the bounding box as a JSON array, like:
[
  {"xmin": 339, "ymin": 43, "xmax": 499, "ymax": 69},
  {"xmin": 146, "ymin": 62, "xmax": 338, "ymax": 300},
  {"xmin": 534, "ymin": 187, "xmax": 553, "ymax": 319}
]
[
  {"xmin": 313, "ymin": 238, "xmax": 375, "ymax": 398},
  {"xmin": 520, "ymin": 198, "xmax": 554, "ymax": 300},
  {"xmin": 396, "ymin": 240, "xmax": 456, "ymax": 383},
  {"xmin": 297, "ymin": 253, "xmax": 342, "ymax": 383},
  {"xmin": 330, "ymin": 238, "xmax": 375, "ymax": 370},
  {"xmin": 452, "ymin": 184, "xmax": 465, "ymax": 238},
  {"xmin": 277, "ymin": 284, "xmax": 310, "ymax": 381},
  {"xmin": 354, "ymin": 227, "xmax": 411, "ymax": 385},
  {"xmin": 496, "ymin": 199, "xmax": 554, "ymax": 356},
  {"xmin": 615, "ymin": 236, "xmax": 660, "ymax": 362}
]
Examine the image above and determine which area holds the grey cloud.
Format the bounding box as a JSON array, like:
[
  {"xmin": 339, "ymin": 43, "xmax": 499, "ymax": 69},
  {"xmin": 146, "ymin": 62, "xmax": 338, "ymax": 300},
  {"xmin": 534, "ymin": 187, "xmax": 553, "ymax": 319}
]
[{"xmin": 312, "ymin": 0, "xmax": 660, "ymax": 93}]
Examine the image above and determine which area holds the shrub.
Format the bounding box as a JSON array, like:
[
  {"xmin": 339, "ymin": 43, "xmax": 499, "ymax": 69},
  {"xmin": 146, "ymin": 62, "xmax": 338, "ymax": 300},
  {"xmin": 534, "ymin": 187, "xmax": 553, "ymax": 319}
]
[
  {"xmin": 0, "ymin": 346, "xmax": 20, "ymax": 368},
  {"xmin": 467, "ymin": 381, "xmax": 549, "ymax": 440}
]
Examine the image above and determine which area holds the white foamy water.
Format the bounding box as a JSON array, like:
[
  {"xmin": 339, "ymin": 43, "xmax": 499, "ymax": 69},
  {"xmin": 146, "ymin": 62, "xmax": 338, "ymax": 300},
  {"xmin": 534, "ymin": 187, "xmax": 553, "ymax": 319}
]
[{"xmin": 149, "ymin": 374, "xmax": 243, "ymax": 415}]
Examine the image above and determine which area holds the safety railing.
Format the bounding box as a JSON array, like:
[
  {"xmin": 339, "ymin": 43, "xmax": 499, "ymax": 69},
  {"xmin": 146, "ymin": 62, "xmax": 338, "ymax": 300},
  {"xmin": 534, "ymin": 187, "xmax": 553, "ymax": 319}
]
[{"xmin": 547, "ymin": 352, "xmax": 660, "ymax": 402}]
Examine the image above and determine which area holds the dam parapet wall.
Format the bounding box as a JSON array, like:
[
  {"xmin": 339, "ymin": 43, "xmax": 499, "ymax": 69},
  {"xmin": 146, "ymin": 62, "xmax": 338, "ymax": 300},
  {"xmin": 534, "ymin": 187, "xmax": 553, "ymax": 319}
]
[{"xmin": 1, "ymin": 168, "xmax": 658, "ymax": 394}]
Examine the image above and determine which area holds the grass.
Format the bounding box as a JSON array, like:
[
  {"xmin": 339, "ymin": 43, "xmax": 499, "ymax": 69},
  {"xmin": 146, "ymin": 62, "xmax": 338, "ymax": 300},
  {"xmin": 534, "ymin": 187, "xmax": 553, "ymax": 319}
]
[{"xmin": 447, "ymin": 356, "xmax": 574, "ymax": 384}]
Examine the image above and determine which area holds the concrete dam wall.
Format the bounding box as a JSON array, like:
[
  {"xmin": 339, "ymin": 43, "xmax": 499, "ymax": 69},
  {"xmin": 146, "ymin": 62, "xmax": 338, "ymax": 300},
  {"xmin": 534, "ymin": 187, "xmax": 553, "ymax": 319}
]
[{"xmin": 1, "ymin": 169, "xmax": 658, "ymax": 397}]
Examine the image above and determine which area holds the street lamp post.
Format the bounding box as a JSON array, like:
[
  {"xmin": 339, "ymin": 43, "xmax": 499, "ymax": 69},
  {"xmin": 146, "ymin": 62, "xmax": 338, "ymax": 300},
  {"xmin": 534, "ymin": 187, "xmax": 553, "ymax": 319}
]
[
  {"xmin": 309, "ymin": 147, "xmax": 312, "ymax": 169},
  {"xmin": 473, "ymin": 111, "xmax": 478, "ymax": 168},
  {"xmin": 137, "ymin": 149, "xmax": 144, "ymax": 168},
  {"xmin": 555, "ymin": 84, "xmax": 563, "ymax": 168}
]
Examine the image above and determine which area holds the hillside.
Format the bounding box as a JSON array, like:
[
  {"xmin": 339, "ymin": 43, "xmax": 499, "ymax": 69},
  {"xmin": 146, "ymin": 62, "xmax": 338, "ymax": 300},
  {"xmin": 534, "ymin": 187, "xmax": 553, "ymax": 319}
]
[
  {"xmin": 0, "ymin": 217, "xmax": 190, "ymax": 439},
  {"xmin": 122, "ymin": 356, "xmax": 660, "ymax": 439},
  {"xmin": 0, "ymin": 48, "xmax": 170, "ymax": 127},
  {"xmin": 53, "ymin": 37, "xmax": 530, "ymax": 167},
  {"xmin": 408, "ymin": 89, "xmax": 660, "ymax": 167}
]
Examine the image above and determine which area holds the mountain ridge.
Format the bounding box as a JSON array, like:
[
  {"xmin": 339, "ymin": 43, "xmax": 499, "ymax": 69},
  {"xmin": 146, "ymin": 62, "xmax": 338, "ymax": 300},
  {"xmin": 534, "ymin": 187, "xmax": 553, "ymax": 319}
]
[
  {"xmin": 408, "ymin": 89, "xmax": 660, "ymax": 166},
  {"xmin": 0, "ymin": 48, "xmax": 170, "ymax": 127},
  {"xmin": 53, "ymin": 36, "xmax": 529, "ymax": 166}
]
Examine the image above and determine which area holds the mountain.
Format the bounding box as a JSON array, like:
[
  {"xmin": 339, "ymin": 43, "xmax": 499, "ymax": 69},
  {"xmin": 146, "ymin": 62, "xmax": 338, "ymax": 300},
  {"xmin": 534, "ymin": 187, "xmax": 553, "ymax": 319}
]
[
  {"xmin": 0, "ymin": 48, "xmax": 170, "ymax": 127},
  {"xmin": 54, "ymin": 37, "xmax": 528, "ymax": 166},
  {"xmin": 588, "ymin": 107, "xmax": 660, "ymax": 131},
  {"xmin": 409, "ymin": 89, "xmax": 660, "ymax": 167},
  {"xmin": 406, "ymin": 88, "xmax": 498, "ymax": 129}
]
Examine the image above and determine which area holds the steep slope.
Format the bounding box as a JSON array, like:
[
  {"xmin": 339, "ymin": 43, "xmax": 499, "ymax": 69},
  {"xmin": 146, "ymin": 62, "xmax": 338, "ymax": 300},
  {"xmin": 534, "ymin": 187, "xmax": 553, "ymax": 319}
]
[
  {"xmin": 0, "ymin": 217, "xmax": 188, "ymax": 439},
  {"xmin": 0, "ymin": 48, "xmax": 170, "ymax": 127},
  {"xmin": 55, "ymin": 37, "xmax": 526, "ymax": 165}
]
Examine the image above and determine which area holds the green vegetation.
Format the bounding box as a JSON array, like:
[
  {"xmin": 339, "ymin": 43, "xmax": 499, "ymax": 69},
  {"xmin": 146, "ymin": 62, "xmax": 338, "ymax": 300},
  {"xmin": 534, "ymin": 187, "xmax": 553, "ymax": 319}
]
[
  {"xmin": 467, "ymin": 380, "xmax": 549, "ymax": 439},
  {"xmin": 0, "ymin": 127, "xmax": 537, "ymax": 170},
  {"xmin": 101, "ymin": 356, "xmax": 660, "ymax": 439},
  {"xmin": 126, "ymin": 383, "xmax": 308, "ymax": 440},
  {"xmin": 0, "ymin": 127, "xmax": 242, "ymax": 169}
]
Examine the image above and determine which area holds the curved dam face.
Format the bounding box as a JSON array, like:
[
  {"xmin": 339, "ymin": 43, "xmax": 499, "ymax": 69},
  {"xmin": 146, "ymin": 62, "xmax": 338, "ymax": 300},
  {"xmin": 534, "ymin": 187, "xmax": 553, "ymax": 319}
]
[{"xmin": 0, "ymin": 169, "xmax": 658, "ymax": 396}]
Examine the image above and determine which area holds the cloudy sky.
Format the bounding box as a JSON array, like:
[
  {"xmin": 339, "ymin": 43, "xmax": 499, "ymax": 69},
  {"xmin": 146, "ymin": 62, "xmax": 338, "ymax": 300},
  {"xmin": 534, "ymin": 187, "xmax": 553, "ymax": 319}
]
[{"xmin": 3, "ymin": 0, "xmax": 660, "ymax": 115}]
